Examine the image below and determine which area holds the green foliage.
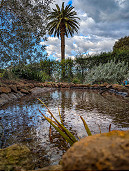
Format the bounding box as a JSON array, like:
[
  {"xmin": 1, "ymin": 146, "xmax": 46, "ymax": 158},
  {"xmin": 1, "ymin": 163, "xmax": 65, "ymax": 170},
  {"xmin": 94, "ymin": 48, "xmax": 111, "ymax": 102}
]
[
  {"xmin": 12, "ymin": 62, "xmax": 51, "ymax": 82},
  {"xmin": 85, "ymin": 60, "xmax": 129, "ymax": 84},
  {"xmin": 0, "ymin": 73, "xmax": 3, "ymax": 78},
  {"xmin": 2, "ymin": 70, "xmax": 17, "ymax": 80},
  {"xmin": 10, "ymin": 48, "xmax": 129, "ymax": 84},
  {"xmin": 113, "ymin": 36, "xmax": 129, "ymax": 52},
  {"xmin": 75, "ymin": 54, "xmax": 88, "ymax": 83},
  {"xmin": 38, "ymin": 71, "xmax": 50, "ymax": 82},
  {"xmin": 47, "ymin": 2, "xmax": 80, "ymax": 38},
  {"xmin": 1, "ymin": 0, "xmax": 53, "ymax": 38},
  {"xmin": 40, "ymin": 58, "xmax": 57, "ymax": 79},
  {"xmin": 72, "ymin": 78, "xmax": 81, "ymax": 84},
  {"xmin": 0, "ymin": 0, "xmax": 53, "ymax": 68}
]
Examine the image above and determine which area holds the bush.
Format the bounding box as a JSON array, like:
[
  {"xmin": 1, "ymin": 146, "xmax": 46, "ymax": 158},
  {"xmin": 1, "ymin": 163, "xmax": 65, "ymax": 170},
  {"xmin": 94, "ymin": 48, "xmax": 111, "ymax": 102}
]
[
  {"xmin": 72, "ymin": 78, "xmax": 81, "ymax": 84},
  {"xmin": 85, "ymin": 60, "xmax": 129, "ymax": 84},
  {"xmin": 2, "ymin": 70, "xmax": 17, "ymax": 80},
  {"xmin": 37, "ymin": 71, "xmax": 50, "ymax": 82}
]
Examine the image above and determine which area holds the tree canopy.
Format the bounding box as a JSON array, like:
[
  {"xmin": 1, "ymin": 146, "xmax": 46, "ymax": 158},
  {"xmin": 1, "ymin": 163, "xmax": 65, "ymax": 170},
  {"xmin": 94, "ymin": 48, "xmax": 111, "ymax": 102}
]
[
  {"xmin": 0, "ymin": 0, "xmax": 53, "ymax": 68},
  {"xmin": 113, "ymin": 36, "xmax": 129, "ymax": 52}
]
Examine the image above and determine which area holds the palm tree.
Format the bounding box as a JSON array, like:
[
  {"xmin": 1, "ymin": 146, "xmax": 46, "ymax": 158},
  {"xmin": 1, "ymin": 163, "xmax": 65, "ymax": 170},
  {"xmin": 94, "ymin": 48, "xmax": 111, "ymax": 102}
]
[{"xmin": 47, "ymin": 2, "xmax": 80, "ymax": 62}]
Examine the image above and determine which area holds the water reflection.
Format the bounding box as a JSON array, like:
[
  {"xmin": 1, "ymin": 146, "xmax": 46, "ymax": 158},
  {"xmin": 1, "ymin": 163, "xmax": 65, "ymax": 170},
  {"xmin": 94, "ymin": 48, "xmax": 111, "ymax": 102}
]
[{"xmin": 0, "ymin": 89, "xmax": 129, "ymax": 168}]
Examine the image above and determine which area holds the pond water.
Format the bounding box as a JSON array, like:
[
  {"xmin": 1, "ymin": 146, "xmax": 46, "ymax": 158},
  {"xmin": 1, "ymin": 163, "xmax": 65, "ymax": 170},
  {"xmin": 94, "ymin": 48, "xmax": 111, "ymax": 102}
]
[{"xmin": 0, "ymin": 89, "xmax": 129, "ymax": 169}]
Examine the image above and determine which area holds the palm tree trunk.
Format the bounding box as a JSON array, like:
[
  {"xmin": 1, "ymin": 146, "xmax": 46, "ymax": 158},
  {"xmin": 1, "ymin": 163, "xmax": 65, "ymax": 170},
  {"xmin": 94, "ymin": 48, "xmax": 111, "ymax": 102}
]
[
  {"xmin": 61, "ymin": 32, "xmax": 65, "ymax": 61},
  {"xmin": 60, "ymin": 32, "xmax": 65, "ymax": 80}
]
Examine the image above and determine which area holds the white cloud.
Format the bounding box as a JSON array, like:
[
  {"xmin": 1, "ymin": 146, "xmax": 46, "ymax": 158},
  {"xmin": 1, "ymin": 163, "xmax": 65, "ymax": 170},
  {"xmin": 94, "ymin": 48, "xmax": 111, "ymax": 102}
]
[
  {"xmin": 40, "ymin": 0, "xmax": 129, "ymax": 60},
  {"xmin": 40, "ymin": 34, "xmax": 116, "ymax": 59}
]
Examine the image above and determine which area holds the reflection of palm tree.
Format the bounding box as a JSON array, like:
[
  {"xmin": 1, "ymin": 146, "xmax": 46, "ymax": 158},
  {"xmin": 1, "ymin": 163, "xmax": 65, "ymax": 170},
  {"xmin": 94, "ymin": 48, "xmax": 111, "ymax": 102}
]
[
  {"xmin": 60, "ymin": 90, "xmax": 74, "ymax": 121},
  {"xmin": 60, "ymin": 90, "xmax": 66, "ymax": 123}
]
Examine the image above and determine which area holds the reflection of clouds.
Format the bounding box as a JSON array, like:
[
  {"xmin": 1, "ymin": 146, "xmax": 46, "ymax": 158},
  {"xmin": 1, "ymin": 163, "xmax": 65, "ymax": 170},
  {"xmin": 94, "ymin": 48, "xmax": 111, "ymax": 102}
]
[{"xmin": 2, "ymin": 89, "xmax": 129, "ymax": 164}]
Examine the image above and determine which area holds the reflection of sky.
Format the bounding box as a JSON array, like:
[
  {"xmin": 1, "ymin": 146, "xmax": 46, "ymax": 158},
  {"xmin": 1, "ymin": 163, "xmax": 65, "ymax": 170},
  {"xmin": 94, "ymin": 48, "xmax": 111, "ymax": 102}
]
[{"xmin": 1, "ymin": 90, "xmax": 129, "ymax": 165}]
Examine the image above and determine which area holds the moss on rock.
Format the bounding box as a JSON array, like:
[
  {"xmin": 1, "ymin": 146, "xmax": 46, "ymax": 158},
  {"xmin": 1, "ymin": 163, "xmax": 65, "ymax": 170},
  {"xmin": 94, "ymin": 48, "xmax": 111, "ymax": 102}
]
[{"xmin": 0, "ymin": 144, "xmax": 34, "ymax": 171}]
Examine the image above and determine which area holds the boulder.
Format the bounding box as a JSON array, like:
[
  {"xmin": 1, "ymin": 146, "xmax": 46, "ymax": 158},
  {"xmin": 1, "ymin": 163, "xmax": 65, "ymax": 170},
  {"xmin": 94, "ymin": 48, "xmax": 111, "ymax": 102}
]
[
  {"xmin": 9, "ymin": 85, "xmax": 18, "ymax": 93},
  {"xmin": 62, "ymin": 130, "xmax": 129, "ymax": 171},
  {"xmin": 25, "ymin": 83, "xmax": 34, "ymax": 88},
  {"xmin": 0, "ymin": 93, "xmax": 10, "ymax": 106},
  {"xmin": 17, "ymin": 83, "xmax": 26, "ymax": 90},
  {"xmin": 20, "ymin": 89, "xmax": 29, "ymax": 94},
  {"xmin": 37, "ymin": 165, "xmax": 62, "ymax": 171},
  {"xmin": 0, "ymin": 144, "xmax": 34, "ymax": 171},
  {"xmin": 0, "ymin": 87, "xmax": 11, "ymax": 93}
]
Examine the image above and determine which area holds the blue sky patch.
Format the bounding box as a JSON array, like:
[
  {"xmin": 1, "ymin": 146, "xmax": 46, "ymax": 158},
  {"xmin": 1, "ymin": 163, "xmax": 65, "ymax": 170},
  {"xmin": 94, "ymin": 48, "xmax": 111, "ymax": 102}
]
[{"xmin": 68, "ymin": 0, "xmax": 72, "ymax": 5}]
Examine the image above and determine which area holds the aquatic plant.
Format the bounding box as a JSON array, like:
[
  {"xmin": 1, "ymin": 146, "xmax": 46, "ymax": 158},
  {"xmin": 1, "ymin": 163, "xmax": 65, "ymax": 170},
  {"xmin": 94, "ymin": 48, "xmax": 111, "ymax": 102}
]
[
  {"xmin": 38, "ymin": 98, "xmax": 92, "ymax": 146},
  {"xmin": 38, "ymin": 98, "xmax": 112, "ymax": 146}
]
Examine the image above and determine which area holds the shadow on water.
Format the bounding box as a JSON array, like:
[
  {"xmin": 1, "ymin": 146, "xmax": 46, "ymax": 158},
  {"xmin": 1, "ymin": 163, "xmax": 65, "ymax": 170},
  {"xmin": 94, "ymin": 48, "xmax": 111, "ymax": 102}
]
[{"xmin": 0, "ymin": 89, "xmax": 129, "ymax": 168}]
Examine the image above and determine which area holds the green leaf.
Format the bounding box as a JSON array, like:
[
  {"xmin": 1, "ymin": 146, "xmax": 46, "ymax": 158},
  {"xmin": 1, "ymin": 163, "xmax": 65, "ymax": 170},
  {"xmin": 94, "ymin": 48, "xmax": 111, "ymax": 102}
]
[{"xmin": 80, "ymin": 116, "xmax": 92, "ymax": 136}]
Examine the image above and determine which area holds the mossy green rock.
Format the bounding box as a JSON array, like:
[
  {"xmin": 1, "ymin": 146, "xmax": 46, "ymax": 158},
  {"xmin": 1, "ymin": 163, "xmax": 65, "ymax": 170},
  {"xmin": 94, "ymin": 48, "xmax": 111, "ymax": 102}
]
[
  {"xmin": 0, "ymin": 144, "xmax": 34, "ymax": 171},
  {"xmin": 62, "ymin": 130, "xmax": 129, "ymax": 171}
]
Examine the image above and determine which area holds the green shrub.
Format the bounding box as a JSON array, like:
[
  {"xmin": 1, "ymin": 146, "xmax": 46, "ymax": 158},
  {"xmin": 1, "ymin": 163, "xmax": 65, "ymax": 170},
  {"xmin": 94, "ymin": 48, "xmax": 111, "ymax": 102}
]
[
  {"xmin": 85, "ymin": 60, "xmax": 129, "ymax": 84},
  {"xmin": 72, "ymin": 78, "xmax": 81, "ymax": 84},
  {"xmin": 2, "ymin": 70, "xmax": 17, "ymax": 80},
  {"xmin": 38, "ymin": 71, "xmax": 50, "ymax": 82},
  {"xmin": 0, "ymin": 73, "xmax": 3, "ymax": 78}
]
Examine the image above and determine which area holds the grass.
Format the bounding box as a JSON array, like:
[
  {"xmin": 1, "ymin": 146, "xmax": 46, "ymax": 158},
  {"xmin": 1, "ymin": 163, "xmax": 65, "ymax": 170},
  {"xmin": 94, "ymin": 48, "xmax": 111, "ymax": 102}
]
[{"xmin": 38, "ymin": 98, "xmax": 92, "ymax": 146}]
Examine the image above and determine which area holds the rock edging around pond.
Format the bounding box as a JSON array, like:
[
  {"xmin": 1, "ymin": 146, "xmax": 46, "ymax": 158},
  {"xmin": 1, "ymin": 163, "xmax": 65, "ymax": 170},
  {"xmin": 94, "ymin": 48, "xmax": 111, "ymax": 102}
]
[
  {"xmin": 0, "ymin": 130, "xmax": 129, "ymax": 171},
  {"xmin": 0, "ymin": 79, "xmax": 129, "ymax": 107},
  {"xmin": 0, "ymin": 79, "xmax": 56, "ymax": 107}
]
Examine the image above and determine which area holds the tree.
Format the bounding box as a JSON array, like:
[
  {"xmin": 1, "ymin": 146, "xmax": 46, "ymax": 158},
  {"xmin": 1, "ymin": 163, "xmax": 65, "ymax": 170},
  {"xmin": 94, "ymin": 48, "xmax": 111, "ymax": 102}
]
[
  {"xmin": 75, "ymin": 54, "xmax": 88, "ymax": 83},
  {"xmin": 47, "ymin": 2, "xmax": 80, "ymax": 78},
  {"xmin": 0, "ymin": 0, "xmax": 53, "ymax": 38},
  {"xmin": 0, "ymin": 0, "xmax": 53, "ymax": 67},
  {"xmin": 113, "ymin": 36, "xmax": 129, "ymax": 52}
]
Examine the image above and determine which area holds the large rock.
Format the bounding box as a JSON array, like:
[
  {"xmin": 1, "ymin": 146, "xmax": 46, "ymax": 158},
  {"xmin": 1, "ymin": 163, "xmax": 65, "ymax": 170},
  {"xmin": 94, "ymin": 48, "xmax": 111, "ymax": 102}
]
[
  {"xmin": 37, "ymin": 165, "xmax": 63, "ymax": 171},
  {"xmin": 0, "ymin": 87, "xmax": 11, "ymax": 93},
  {"xmin": 0, "ymin": 144, "xmax": 34, "ymax": 170},
  {"xmin": 20, "ymin": 89, "xmax": 29, "ymax": 94},
  {"xmin": 9, "ymin": 85, "xmax": 18, "ymax": 93},
  {"xmin": 62, "ymin": 130, "xmax": 129, "ymax": 171},
  {"xmin": 0, "ymin": 92, "xmax": 24, "ymax": 106}
]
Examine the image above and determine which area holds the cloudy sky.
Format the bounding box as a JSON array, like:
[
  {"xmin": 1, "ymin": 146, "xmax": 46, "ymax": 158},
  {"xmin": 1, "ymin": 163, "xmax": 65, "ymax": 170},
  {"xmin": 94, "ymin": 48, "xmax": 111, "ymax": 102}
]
[{"xmin": 40, "ymin": 0, "xmax": 129, "ymax": 60}]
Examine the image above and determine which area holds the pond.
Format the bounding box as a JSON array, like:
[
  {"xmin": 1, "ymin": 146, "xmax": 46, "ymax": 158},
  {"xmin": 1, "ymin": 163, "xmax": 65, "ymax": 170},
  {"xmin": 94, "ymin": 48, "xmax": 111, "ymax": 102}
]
[{"xmin": 0, "ymin": 89, "xmax": 129, "ymax": 169}]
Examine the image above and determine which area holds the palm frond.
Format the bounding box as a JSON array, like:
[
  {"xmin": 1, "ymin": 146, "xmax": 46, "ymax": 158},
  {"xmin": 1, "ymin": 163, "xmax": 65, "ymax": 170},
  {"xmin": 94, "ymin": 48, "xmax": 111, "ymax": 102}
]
[{"xmin": 47, "ymin": 2, "xmax": 79, "ymax": 38}]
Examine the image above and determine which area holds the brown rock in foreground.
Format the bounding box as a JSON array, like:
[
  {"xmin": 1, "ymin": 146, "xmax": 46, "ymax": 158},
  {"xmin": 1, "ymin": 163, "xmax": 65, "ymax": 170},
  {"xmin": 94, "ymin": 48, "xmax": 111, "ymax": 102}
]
[
  {"xmin": 62, "ymin": 130, "xmax": 129, "ymax": 171},
  {"xmin": 37, "ymin": 165, "xmax": 63, "ymax": 171}
]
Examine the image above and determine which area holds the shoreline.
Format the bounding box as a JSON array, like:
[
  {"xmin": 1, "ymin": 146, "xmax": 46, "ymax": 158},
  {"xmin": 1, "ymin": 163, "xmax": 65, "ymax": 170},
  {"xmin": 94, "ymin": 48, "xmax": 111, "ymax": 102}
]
[{"xmin": 0, "ymin": 79, "xmax": 129, "ymax": 107}]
